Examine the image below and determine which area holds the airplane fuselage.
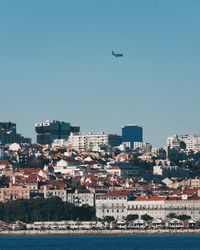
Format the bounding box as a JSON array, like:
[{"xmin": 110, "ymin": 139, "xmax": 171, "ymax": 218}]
[{"xmin": 112, "ymin": 51, "xmax": 123, "ymax": 57}]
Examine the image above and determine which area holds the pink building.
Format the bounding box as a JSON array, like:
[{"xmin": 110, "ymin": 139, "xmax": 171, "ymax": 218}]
[{"xmin": 0, "ymin": 182, "xmax": 30, "ymax": 203}]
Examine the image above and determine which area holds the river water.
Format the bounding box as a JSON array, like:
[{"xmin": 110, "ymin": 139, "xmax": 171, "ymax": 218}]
[{"xmin": 0, "ymin": 234, "xmax": 200, "ymax": 250}]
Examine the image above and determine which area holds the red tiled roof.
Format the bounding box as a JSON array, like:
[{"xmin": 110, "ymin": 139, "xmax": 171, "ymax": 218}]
[
  {"xmin": 76, "ymin": 189, "xmax": 91, "ymax": 194},
  {"xmin": 19, "ymin": 168, "xmax": 41, "ymax": 174},
  {"xmin": 0, "ymin": 160, "xmax": 11, "ymax": 165},
  {"xmin": 104, "ymin": 189, "xmax": 131, "ymax": 197},
  {"xmin": 110, "ymin": 166, "xmax": 120, "ymax": 170},
  {"xmin": 135, "ymin": 196, "xmax": 167, "ymax": 201},
  {"xmin": 183, "ymin": 188, "xmax": 199, "ymax": 195},
  {"xmin": 27, "ymin": 175, "xmax": 38, "ymax": 183},
  {"xmin": 47, "ymin": 180, "xmax": 66, "ymax": 190}
]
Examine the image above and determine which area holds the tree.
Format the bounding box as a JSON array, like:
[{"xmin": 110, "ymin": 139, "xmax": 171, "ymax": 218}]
[
  {"xmin": 0, "ymin": 197, "xmax": 96, "ymax": 223},
  {"xmin": 4, "ymin": 199, "xmax": 29, "ymax": 223},
  {"xmin": 177, "ymin": 214, "xmax": 191, "ymax": 221},
  {"xmin": 28, "ymin": 197, "xmax": 66, "ymax": 222},
  {"xmin": 126, "ymin": 214, "xmax": 139, "ymax": 221},
  {"xmin": 0, "ymin": 176, "xmax": 9, "ymax": 188},
  {"xmin": 141, "ymin": 214, "xmax": 153, "ymax": 221},
  {"xmin": 64, "ymin": 202, "xmax": 74, "ymax": 220},
  {"xmin": 103, "ymin": 216, "xmax": 115, "ymax": 223},
  {"xmin": 166, "ymin": 213, "xmax": 177, "ymax": 219},
  {"xmin": 0, "ymin": 202, "xmax": 4, "ymax": 221},
  {"xmin": 71, "ymin": 205, "xmax": 96, "ymax": 221}
]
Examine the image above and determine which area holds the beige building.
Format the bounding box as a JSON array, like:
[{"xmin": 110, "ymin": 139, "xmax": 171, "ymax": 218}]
[
  {"xmin": 96, "ymin": 193, "xmax": 200, "ymax": 220},
  {"xmin": 127, "ymin": 196, "xmax": 200, "ymax": 220},
  {"xmin": 44, "ymin": 186, "xmax": 68, "ymax": 202},
  {"xmin": 95, "ymin": 190, "xmax": 131, "ymax": 220},
  {"xmin": 67, "ymin": 132, "xmax": 109, "ymax": 151},
  {"xmin": 184, "ymin": 178, "xmax": 200, "ymax": 188},
  {"xmin": 0, "ymin": 182, "xmax": 30, "ymax": 203},
  {"xmin": 127, "ymin": 196, "xmax": 166, "ymax": 219}
]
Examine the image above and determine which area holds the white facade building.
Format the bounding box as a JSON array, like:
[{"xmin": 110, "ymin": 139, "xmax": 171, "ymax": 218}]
[
  {"xmin": 67, "ymin": 189, "xmax": 95, "ymax": 207},
  {"xmin": 67, "ymin": 132, "xmax": 109, "ymax": 151},
  {"xmin": 9, "ymin": 143, "xmax": 21, "ymax": 151},
  {"xmin": 128, "ymin": 196, "xmax": 200, "ymax": 220},
  {"xmin": 44, "ymin": 186, "xmax": 68, "ymax": 202},
  {"xmin": 95, "ymin": 190, "xmax": 130, "ymax": 220},
  {"xmin": 96, "ymin": 193, "xmax": 200, "ymax": 220},
  {"xmin": 52, "ymin": 139, "xmax": 68, "ymax": 148},
  {"xmin": 167, "ymin": 134, "xmax": 200, "ymax": 151}
]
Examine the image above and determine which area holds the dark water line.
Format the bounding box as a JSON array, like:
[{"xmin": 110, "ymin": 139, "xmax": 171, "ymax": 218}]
[{"xmin": 0, "ymin": 234, "xmax": 200, "ymax": 250}]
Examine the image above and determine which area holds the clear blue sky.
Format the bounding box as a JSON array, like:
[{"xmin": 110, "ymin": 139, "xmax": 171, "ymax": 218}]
[{"xmin": 0, "ymin": 0, "xmax": 200, "ymax": 147}]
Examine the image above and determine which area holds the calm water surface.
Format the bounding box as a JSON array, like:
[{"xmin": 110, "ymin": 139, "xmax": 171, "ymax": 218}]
[{"xmin": 0, "ymin": 234, "xmax": 200, "ymax": 250}]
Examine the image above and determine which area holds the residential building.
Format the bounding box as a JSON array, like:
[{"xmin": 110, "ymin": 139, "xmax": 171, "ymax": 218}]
[
  {"xmin": 67, "ymin": 132, "xmax": 121, "ymax": 151},
  {"xmin": 44, "ymin": 186, "xmax": 68, "ymax": 202},
  {"xmin": 96, "ymin": 191, "xmax": 200, "ymax": 221},
  {"xmin": 0, "ymin": 182, "xmax": 30, "ymax": 203},
  {"xmin": 184, "ymin": 178, "xmax": 200, "ymax": 188},
  {"xmin": 54, "ymin": 159, "xmax": 84, "ymax": 176},
  {"xmin": 95, "ymin": 190, "xmax": 132, "ymax": 220},
  {"xmin": 167, "ymin": 134, "xmax": 200, "ymax": 151},
  {"xmin": 127, "ymin": 196, "xmax": 167, "ymax": 219},
  {"xmin": 108, "ymin": 163, "xmax": 142, "ymax": 178},
  {"xmin": 127, "ymin": 196, "xmax": 200, "ymax": 220},
  {"xmin": 67, "ymin": 189, "xmax": 95, "ymax": 207},
  {"xmin": 0, "ymin": 160, "xmax": 12, "ymax": 170}
]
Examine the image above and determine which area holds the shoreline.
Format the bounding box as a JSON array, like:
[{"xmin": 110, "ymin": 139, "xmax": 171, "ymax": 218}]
[{"xmin": 1, "ymin": 229, "xmax": 200, "ymax": 236}]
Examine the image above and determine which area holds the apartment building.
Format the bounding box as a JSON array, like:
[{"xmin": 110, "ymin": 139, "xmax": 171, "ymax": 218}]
[
  {"xmin": 44, "ymin": 186, "xmax": 68, "ymax": 202},
  {"xmin": 95, "ymin": 190, "xmax": 132, "ymax": 220},
  {"xmin": 0, "ymin": 182, "xmax": 30, "ymax": 203},
  {"xmin": 67, "ymin": 189, "xmax": 95, "ymax": 207},
  {"xmin": 167, "ymin": 134, "xmax": 200, "ymax": 151},
  {"xmin": 68, "ymin": 132, "xmax": 121, "ymax": 151},
  {"xmin": 96, "ymin": 192, "xmax": 200, "ymax": 220},
  {"xmin": 127, "ymin": 196, "xmax": 200, "ymax": 220}
]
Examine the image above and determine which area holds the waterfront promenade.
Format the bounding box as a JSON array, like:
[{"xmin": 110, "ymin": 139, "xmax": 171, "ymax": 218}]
[{"xmin": 1, "ymin": 229, "xmax": 200, "ymax": 236}]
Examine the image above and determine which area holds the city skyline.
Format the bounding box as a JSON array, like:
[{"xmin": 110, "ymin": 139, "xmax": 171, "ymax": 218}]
[{"xmin": 1, "ymin": 1, "xmax": 200, "ymax": 146}]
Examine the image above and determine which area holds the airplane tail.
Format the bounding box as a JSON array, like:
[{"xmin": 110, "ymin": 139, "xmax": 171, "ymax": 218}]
[{"xmin": 112, "ymin": 51, "xmax": 115, "ymax": 55}]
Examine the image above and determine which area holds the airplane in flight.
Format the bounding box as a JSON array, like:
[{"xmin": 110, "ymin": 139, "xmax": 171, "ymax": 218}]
[{"xmin": 112, "ymin": 50, "xmax": 123, "ymax": 57}]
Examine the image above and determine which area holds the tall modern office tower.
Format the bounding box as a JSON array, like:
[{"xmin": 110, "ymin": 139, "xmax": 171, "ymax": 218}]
[
  {"xmin": 122, "ymin": 124, "xmax": 143, "ymax": 149},
  {"xmin": 0, "ymin": 121, "xmax": 31, "ymax": 144},
  {"xmin": 35, "ymin": 120, "xmax": 80, "ymax": 145}
]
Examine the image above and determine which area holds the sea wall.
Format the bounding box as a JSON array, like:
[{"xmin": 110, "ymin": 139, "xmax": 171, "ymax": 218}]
[{"xmin": 1, "ymin": 229, "xmax": 200, "ymax": 236}]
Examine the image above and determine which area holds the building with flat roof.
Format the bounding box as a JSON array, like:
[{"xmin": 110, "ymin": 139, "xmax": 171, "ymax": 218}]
[
  {"xmin": 35, "ymin": 120, "xmax": 80, "ymax": 145},
  {"xmin": 122, "ymin": 124, "xmax": 143, "ymax": 149},
  {"xmin": 167, "ymin": 134, "xmax": 200, "ymax": 151},
  {"xmin": 0, "ymin": 121, "xmax": 31, "ymax": 145},
  {"xmin": 67, "ymin": 132, "xmax": 122, "ymax": 151},
  {"xmin": 0, "ymin": 182, "xmax": 30, "ymax": 203}
]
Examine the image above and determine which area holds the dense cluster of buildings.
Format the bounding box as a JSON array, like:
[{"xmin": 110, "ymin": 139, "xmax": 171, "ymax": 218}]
[
  {"xmin": 167, "ymin": 134, "xmax": 200, "ymax": 151},
  {"xmin": 0, "ymin": 120, "xmax": 200, "ymax": 228}
]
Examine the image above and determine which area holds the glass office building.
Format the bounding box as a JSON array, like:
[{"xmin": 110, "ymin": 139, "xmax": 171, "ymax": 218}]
[
  {"xmin": 0, "ymin": 121, "xmax": 31, "ymax": 144},
  {"xmin": 122, "ymin": 124, "xmax": 143, "ymax": 149},
  {"xmin": 35, "ymin": 120, "xmax": 80, "ymax": 145}
]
